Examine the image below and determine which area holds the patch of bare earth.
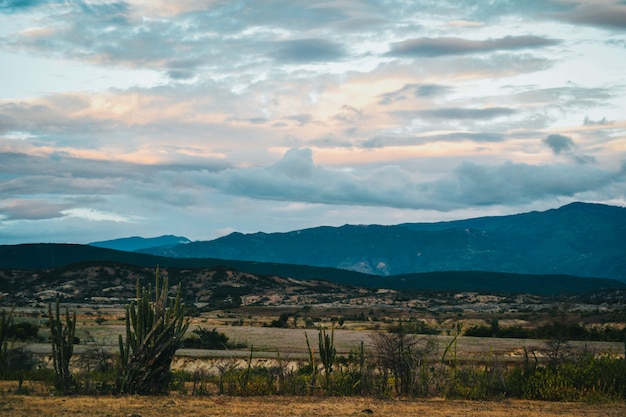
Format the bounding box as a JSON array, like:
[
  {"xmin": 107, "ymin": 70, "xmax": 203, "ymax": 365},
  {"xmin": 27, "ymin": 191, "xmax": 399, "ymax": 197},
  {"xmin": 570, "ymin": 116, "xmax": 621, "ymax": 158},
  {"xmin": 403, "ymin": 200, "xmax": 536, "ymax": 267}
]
[{"xmin": 1, "ymin": 395, "xmax": 626, "ymax": 417}]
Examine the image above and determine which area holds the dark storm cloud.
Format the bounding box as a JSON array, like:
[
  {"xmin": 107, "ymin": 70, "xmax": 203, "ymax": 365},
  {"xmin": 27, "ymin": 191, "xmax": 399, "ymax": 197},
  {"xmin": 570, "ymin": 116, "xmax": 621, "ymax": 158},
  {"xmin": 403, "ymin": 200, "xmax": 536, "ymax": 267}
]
[
  {"xmin": 0, "ymin": 198, "xmax": 72, "ymax": 220},
  {"xmin": 544, "ymin": 134, "xmax": 575, "ymax": 155},
  {"xmin": 165, "ymin": 59, "xmax": 205, "ymax": 80},
  {"xmin": 0, "ymin": 152, "xmax": 228, "ymax": 199},
  {"xmin": 270, "ymin": 39, "xmax": 347, "ymax": 63},
  {"xmin": 388, "ymin": 36, "xmax": 559, "ymax": 57},
  {"xmin": 415, "ymin": 107, "xmax": 516, "ymax": 120},
  {"xmin": 554, "ymin": 3, "xmax": 626, "ymax": 30},
  {"xmin": 543, "ymin": 134, "xmax": 597, "ymax": 165}
]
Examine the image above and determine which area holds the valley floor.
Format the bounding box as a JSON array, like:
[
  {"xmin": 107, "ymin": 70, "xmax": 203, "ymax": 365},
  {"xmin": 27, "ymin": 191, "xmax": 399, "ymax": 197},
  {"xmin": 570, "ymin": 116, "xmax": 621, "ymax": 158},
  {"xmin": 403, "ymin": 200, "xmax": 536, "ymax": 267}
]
[{"xmin": 2, "ymin": 393, "xmax": 626, "ymax": 417}]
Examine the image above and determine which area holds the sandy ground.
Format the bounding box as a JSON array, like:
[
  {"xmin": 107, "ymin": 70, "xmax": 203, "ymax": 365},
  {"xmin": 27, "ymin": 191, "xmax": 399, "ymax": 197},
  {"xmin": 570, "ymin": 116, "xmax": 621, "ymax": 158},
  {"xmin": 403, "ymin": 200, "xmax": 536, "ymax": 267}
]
[{"xmin": 1, "ymin": 394, "xmax": 626, "ymax": 417}]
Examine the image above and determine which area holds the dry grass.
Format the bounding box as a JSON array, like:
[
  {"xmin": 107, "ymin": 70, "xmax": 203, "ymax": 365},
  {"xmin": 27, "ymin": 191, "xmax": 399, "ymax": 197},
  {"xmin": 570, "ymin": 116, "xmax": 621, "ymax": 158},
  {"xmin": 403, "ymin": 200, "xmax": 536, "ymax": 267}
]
[{"xmin": 1, "ymin": 393, "xmax": 626, "ymax": 417}]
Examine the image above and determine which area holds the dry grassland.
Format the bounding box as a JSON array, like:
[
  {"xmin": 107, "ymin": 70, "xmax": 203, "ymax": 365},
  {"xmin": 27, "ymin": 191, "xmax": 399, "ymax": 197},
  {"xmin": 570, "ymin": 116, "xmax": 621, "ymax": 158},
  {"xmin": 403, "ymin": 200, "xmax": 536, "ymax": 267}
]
[{"xmin": 2, "ymin": 394, "xmax": 626, "ymax": 417}]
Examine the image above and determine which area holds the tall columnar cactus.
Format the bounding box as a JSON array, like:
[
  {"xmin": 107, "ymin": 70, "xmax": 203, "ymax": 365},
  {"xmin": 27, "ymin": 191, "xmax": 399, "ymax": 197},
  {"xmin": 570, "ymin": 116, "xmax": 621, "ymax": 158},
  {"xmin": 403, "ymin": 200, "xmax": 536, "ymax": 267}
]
[
  {"xmin": 318, "ymin": 325, "xmax": 336, "ymax": 390},
  {"xmin": 117, "ymin": 267, "xmax": 189, "ymax": 395},
  {"xmin": 48, "ymin": 299, "xmax": 77, "ymax": 393}
]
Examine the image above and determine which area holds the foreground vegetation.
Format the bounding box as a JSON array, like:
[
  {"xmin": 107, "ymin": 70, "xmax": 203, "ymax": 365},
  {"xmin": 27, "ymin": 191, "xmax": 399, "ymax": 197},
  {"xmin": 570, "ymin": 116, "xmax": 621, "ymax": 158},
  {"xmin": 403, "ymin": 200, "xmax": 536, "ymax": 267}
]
[
  {"xmin": 2, "ymin": 272, "xmax": 626, "ymax": 404},
  {"xmin": 2, "ymin": 312, "xmax": 626, "ymax": 402}
]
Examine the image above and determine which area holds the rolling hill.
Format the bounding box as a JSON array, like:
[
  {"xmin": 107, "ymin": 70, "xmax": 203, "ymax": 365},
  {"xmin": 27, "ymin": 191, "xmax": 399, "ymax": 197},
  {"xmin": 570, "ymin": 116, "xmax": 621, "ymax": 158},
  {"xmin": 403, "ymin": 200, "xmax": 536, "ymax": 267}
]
[{"xmin": 0, "ymin": 244, "xmax": 623, "ymax": 297}]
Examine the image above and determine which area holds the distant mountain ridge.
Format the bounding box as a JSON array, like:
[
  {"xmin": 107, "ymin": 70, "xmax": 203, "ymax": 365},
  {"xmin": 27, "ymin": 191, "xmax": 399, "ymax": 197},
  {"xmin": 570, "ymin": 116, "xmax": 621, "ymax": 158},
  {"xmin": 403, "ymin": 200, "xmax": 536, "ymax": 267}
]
[
  {"xmin": 136, "ymin": 202, "xmax": 626, "ymax": 281},
  {"xmin": 89, "ymin": 235, "xmax": 190, "ymax": 252}
]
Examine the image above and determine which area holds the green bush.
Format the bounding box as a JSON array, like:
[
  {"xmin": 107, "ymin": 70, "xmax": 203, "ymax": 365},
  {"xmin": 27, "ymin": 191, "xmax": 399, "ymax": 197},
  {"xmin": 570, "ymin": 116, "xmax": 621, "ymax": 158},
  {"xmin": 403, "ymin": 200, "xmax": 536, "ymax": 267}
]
[
  {"xmin": 183, "ymin": 328, "xmax": 229, "ymax": 349},
  {"xmin": 7, "ymin": 322, "xmax": 40, "ymax": 341},
  {"xmin": 507, "ymin": 355, "xmax": 626, "ymax": 401}
]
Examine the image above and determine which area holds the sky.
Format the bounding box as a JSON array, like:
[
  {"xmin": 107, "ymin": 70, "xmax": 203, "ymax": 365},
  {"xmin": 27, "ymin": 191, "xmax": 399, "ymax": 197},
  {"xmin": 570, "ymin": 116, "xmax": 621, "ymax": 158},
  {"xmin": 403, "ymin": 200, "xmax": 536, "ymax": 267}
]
[{"xmin": 1, "ymin": 0, "xmax": 625, "ymax": 245}]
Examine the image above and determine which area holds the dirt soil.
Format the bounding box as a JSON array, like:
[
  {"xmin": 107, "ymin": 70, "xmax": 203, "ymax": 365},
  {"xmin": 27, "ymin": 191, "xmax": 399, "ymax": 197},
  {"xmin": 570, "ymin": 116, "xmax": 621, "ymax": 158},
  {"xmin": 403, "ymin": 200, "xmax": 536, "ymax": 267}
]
[{"xmin": 1, "ymin": 394, "xmax": 626, "ymax": 417}]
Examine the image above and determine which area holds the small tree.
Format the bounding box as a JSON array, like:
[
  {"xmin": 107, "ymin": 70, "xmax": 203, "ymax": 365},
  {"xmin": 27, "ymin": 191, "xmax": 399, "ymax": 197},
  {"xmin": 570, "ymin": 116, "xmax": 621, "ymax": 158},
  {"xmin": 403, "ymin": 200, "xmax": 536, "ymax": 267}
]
[
  {"xmin": 0, "ymin": 307, "xmax": 14, "ymax": 369},
  {"xmin": 48, "ymin": 299, "xmax": 77, "ymax": 393},
  {"xmin": 373, "ymin": 320, "xmax": 436, "ymax": 396},
  {"xmin": 117, "ymin": 268, "xmax": 189, "ymax": 395},
  {"xmin": 5, "ymin": 346, "xmax": 40, "ymax": 393}
]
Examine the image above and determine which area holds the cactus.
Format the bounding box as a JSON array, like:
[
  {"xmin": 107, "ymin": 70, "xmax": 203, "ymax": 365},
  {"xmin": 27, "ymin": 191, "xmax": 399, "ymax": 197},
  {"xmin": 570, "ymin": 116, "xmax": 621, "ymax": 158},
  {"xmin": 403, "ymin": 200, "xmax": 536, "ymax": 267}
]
[
  {"xmin": 318, "ymin": 325, "xmax": 336, "ymax": 391},
  {"xmin": 117, "ymin": 267, "xmax": 189, "ymax": 395},
  {"xmin": 48, "ymin": 299, "xmax": 77, "ymax": 393}
]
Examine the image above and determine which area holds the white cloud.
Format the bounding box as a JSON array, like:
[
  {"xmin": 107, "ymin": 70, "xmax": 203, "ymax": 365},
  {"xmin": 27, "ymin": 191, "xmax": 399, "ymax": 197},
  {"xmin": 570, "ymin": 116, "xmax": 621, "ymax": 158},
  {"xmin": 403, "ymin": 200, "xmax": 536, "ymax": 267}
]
[{"xmin": 61, "ymin": 208, "xmax": 138, "ymax": 223}]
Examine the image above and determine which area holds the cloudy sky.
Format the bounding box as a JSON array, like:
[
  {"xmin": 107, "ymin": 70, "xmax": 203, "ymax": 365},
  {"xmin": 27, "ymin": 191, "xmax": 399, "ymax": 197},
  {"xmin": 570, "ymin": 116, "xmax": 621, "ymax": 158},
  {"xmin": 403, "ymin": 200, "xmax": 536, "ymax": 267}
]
[{"xmin": 1, "ymin": 0, "xmax": 625, "ymax": 244}]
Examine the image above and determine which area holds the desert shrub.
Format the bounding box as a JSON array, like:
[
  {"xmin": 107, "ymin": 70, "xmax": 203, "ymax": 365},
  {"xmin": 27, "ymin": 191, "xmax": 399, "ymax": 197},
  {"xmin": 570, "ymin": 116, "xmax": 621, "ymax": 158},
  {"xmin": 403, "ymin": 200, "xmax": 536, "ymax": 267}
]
[
  {"xmin": 444, "ymin": 363, "xmax": 509, "ymax": 400},
  {"xmin": 281, "ymin": 371, "xmax": 313, "ymax": 395},
  {"xmin": 75, "ymin": 333, "xmax": 115, "ymax": 394},
  {"xmin": 465, "ymin": 324, "xmax": 530, "ymax": 339},
  {"xmin": 268, "ymin": 313, "xmax": 291, "ymax": 328},
  {"xmin": 240, "ymin": 367, "xmax": 276, "ymax": 395},
  {"xmin": 183, "ymin": 327, "xmax": 247, "ymax": 350},
  {"xmin": 464, "ymin": 325, "xmax": 493, "ymax": 338},
  {"xmin": 332, "ymin": 342, "xmax": 370, "ymax": 396},
  {"xmin": 389, "ymin": 319, "xmax": 439, "ymax": 335},
  {"xmin": 466, "ymin": 321, "xmax": 626, "ymax": 343},
  {"xmin": 327, "ymin": 367, "xmax": 363, "ymax": 396},
  {"xmin": 7, "ymin": 322, "xmax": 40, "ymax": 341},
  {"xmin": 1, "ymin": 346, "xmax": 41, "ymax": 393},
  {"xmin": 372, "ymin": 323, "xmax": 437, "ymax": 397},
  {"xmin": 506, "ymin": 353, "xmax": 626, "ymax": 401},
  {"xmin": 216, "ymin": 365, "xmax": 277, "ymax": 396},
  {"xmin": 76, "ymin": 369, "xmax": 117, "ymax": 395},
  {"xmin": 169, "ymin": 370, "xmax": 193, "ymax": 394},
  {"xmin": 183, "ymin": 328, "xmax": 229, "ymax": 349}
]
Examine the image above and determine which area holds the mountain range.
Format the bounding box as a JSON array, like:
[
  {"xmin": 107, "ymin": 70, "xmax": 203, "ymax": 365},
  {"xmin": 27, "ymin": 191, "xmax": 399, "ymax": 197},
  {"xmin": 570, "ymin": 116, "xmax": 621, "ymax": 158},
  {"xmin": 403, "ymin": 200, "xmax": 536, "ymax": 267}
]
[
  {"xmin": 1, "ymin": 201, "xmax": 624, "ymax": 298},
  {"xmin": 127, "ymin": 202, "xmax": 625, "ymax": 281}
]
